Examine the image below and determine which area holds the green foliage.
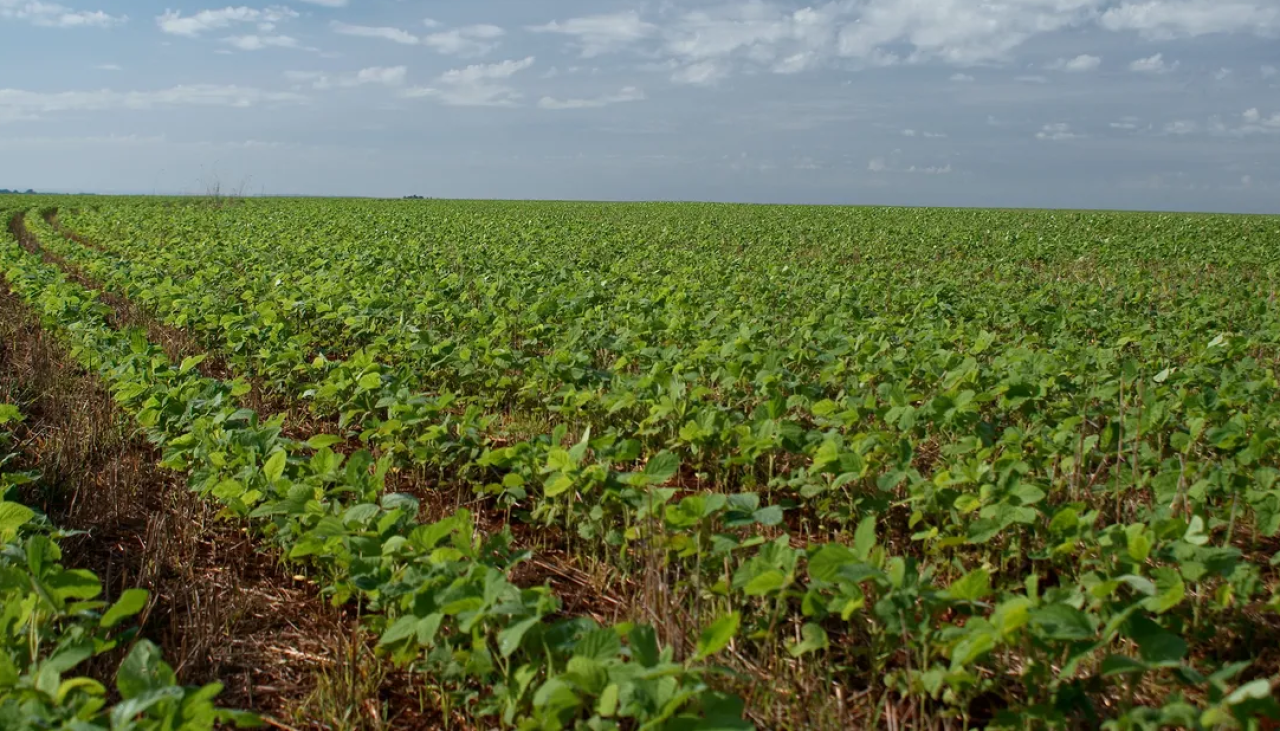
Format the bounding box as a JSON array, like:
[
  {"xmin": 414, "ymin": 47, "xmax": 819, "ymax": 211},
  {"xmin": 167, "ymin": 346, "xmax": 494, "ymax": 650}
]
[{"xmin": 11, "ymin": 198, "xmax": 1280, "ymax": 726}]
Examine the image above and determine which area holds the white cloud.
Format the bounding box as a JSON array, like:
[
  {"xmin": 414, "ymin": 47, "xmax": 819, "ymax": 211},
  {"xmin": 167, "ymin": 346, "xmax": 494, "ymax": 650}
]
[
  {"xmin": 331, "ymin": 21, "xmax": 505, "ymax": 56},
  {"xmin": 95, "ymin": 63, "xmax": 121, "ymax": 71},
  {"xmin": 868, "ymin": 157, "xmax": 952, "ymax": 174},
  {"xmin": 663, "ymin": 3, "xmax": 841, "ymax": 73},
  {"xmin": 297, "ymin": 0, "xmax": 346, "ymax": 6},
  {"xmin": 1048, "ymin": 54, "xmax": 1101, "ymax": 72},
  {"xmin": 438, "ymin": 57, "xmax": 533, "ymax": 83},
  {"xmin": 351, "ymin": 66, "xmax": 406, "ymax": 87},
  {"xmin": 1203, "ymin": 109, "xmax": 1280, "ymax": 137},
  {"xmin": 671, "ymin": 60, "xmax": 729, "ymax": 86},
  {"xmin": 0, "ymin": 0, "xmax": 124, "ymax": 28},
  {"xmin": 1110, "ymin": 117, "xmax": 1142, "ymax": 130},
  {"xmin": 1129, "ymin": 53, "xmax": 1176, "ymax": 73},
  {"xmin": 331, "ymin": 21, "xmax": 417, "ymax": 44},
  {"xmin": 1263, "ymin": 65, "xmax": 1278, "ymax": 79},
  {"xmin": 1164, "ymin": 120, "xmax": 1197, "ymax": 134},
  {"xmin": 157, "ymin": 6, "xmax": 296, "ymax": 36},
  {"xmin": 422, "ymin": 24, "xmax": 504, "ymax": 57},
  {"xmin": 950, "ymin": 73, "xmax": 975, "ymax": 82},
  {"xmin": 1036, "ymin": 122, "xmax": 1080, "ymax": 141},
  {"xmin": 1214, "ymin": 67, "xmax": 1233, "ymax": 81},
  {"xmin": 1016, "ymin": 74, "xmax": 1049, "ymax": 83},
  {"xmin": 529, "ymin": 10, "xmax": 656, "ymax": 57},
  {"xmin": 223, "ymin": 34, "xmax": 307, "ymax": 51},
  {"xmin": 1099, "ymin": 1, "xmax": 1280, "ymax": 40},
  {"xmin": 902, "ymin": 129, "xmax": 949, "ymax": 139},
  {"xmin": 524, "ymin": 1, "xmax": 1280, "ymax": 85},
  {"xmin": 538, "ymin": 86, "xmax": 644, "ymax": 110},
  {"xmin": 1242, "ymin": 108, "xmax": 1280, "ymax": 129},
  {"xmin": 402, "ymin": 56, "xmax": 534, "ymax": 107},
  {"xmin": 0, "ymin": 84, "xmax": 307, "ymax": 123},
  {"xmin": 524, "ymin": 1, "xmax": 1276, "ymax": 86},
  {"xmin": 292, "ymin": 66, "xmax": 406, "ymax": 90},
  {"xmin": 774, "ymin": 52, "xmax": 820, "ymax": 74},
  {"xmin": 836, "ymin": 0, "xmax": 1099, "ymax": 67}
]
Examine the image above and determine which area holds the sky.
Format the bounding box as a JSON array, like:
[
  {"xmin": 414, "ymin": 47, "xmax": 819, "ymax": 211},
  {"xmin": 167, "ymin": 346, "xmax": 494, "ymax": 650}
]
[{"xmin": 1, "ymin": 0, "xmax": 1279, "ymax": 213}]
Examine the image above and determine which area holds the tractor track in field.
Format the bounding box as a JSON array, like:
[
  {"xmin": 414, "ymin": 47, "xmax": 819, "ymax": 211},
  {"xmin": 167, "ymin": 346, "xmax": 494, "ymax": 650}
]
[{"xmin": 6, "ymin": 211, "xmax": 442, "ymax": 729}]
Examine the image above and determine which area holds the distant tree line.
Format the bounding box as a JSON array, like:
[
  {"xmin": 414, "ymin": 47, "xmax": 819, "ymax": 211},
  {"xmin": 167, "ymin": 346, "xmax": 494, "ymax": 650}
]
[{"xmin": 0, "ymin": 189, "xmax": 37, "ymax": 195}]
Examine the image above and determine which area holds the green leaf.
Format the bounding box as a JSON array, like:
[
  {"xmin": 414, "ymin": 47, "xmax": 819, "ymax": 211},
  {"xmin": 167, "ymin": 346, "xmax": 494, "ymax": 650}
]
[
  {"xmin": 263, "ymin": 450, "xmax": 287, "ymax": 483},
  {"xmin": 950, "ymin": 627, "xmax": 997, "ymax": 669},
  {"xmin": 743, "ymin": 570, "xmax": 787, "ymax": 596},
  {"xmin": 48, "ymin": 569, "xmax": 101, "ymax": 601},
  {"xmin": 575, "ymin": 628, "xmax": 622, "ymax": 661},
  {"xmin": 0, "ymin": 501, "xmax": 36, "ymax": 536},
  {"xmin": 357, "ymin": 372, "xmax": 383, "ymax": 391},
  {"xmin": 753, "ymin": 505, "xmax": 784, "ymax": 526},
  {"xmin": 101, "ymin": 589, "xmax": 149, "ymax": 629},
  {"xmin": 1144, "ymin": 568, "xmax": 1186, "ymax": 614},
  {"xmin": 1184, "ymin": 515, "xmax": 1209, "ymax": 546},
  {"xmin": 543, "ymin": 473, "xmax": 575, "ymax": 498},
  {"xmin": 179, "ymin": 354, "xmax": 207, "ymax": 374},
  {"xmin": 1030, "ymin": 604, "xmax": 1095, "ymax": 641},
  {"xmin": 415, "ymin": 614, "xmax": 442, "ymax": 646},
  {"xmin": 597, "ymin": 683, "xmax": 620, "ymax": 717},
  {"xmin": 1127, "ymin": 615, "xmax": 1186, "ymax": 664},
  {"xmin": 1127, "ymin": 527, "xmax": 1152, "ymax": 563},
  {"xmin": 378, "ymin": 616, "xmax": 418, "ymax": 647},
  {"xmin": 808, "ymin": 544, "xmax": 856, "ymax": 583},
  {"xmin": 786, "ymin": 623, "xmax": 829, "ymax": 657},
  {"xmin": 1100, "ymin": 654, "xmax": 1149, "ymax": 677},
  {"xmin": 56, "ymin": 676, "xmax": 106, "ymax": 704},
  {"xmin": 116, "ymin": 640, "xmax": 175, "ymax": 700},
  {"xmin": 1225, "ymin": 679, "xmax": 1273, "ymax": 705},
  {"xmin": 628, "ymin": 625, "xmax": 660, "ymax": 668},
  {"xmin": 498, "ymin": 616, "xmax": 541, "ymax": 658},
  {"xmin": 946, "ymin": 568, "xmax": 992, "ymax": 602},
  {"xmin": 853, "ymin": 515, "xmax": 877, "ymax": 561},
  {"xmin": 696, "ymin": 612, "xmax": 740, "ymax": 659},
  {"xmin": 643, "ymin": 452, "xmax": 681, "ymax": 484},
  {"xmin": 306, "ymin": 434, "xmax": 344, "ymax": 450}
]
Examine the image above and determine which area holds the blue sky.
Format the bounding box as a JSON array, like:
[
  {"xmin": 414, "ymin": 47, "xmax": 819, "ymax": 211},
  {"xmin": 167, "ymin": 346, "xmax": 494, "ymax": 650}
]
[{"xmin": 2, "ymin": 0, "xmax": 1279, "ymax": 212}]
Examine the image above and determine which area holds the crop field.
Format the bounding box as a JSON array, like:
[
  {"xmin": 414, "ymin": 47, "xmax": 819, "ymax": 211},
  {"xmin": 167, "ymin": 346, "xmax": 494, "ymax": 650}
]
[{"xmin": 2, "ymin": 196, "xmax": 1280, "ymax": 729}]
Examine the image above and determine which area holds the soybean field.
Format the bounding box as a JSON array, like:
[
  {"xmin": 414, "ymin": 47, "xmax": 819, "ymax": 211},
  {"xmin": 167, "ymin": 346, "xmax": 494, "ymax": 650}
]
[{"xmin": 3, "ymin": 196, "xmax": 1280, "ymax": 730}]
